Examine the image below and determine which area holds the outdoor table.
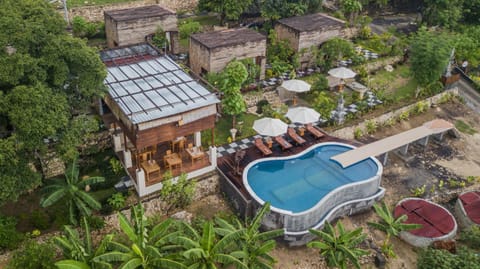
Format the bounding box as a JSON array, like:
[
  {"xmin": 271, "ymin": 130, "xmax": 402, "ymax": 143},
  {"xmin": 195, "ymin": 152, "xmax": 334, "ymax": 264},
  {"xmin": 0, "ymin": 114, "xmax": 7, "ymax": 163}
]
[
  {"xmin": 186, "ymin": 147, "xmax": 205, "ymax": 165},
  {"xmin": 141, "ymin": 160, "xmax": 160, "ymax": 182},
  {"xmin": 165, "ymin": 153, "xmax": 182, "ymax": 171}
]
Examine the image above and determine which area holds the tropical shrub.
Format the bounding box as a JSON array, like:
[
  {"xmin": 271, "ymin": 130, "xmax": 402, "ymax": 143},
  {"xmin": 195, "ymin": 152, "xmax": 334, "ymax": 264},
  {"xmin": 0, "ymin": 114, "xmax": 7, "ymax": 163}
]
[
  {"xmin": 109, "ymin": 157, "xmax": 123, "ymax": 175},
  {"xmin": 7, "ymin": 240, "xmax": 57, "ymax": 269},
  {"xmin": 256, "ymin": 99, "xmax": 269, "ymax": 114},
  {"xmin": 107, "ymin": 192, "xmax": 126, "ymax": 211},
  {"xmin": 0, "ymin": 215, "xmax": 24, "ymax": 250},
  {"xmin": 160, "ymin": 172, "xmax": 195, "ymax": 214},
  {"xmin": 354, "ymin": 127, "xmax": 363, "ymax": 139},
  {"xmin": 311, "ymin": 75, "xmax": 329, "ymax": 93},
  {"xmin": 398, "ymin": 110, "xmax": 409, "ymax": 121},
  {"xmin": 72, "ymin": 16, "xmax": 103, "ymax": 39},
  {"xmin": 152, "ymin": 27, "xmax": 168, "ymax": 49},
  {"xmin": 86, "ymin": 215, "xmax": 105, "ymax": 230},
  {"xmin": 308, "ymin": 221, "xmax": 369, "ymax": 269},
  {"xmin": 365, "ymin": 120, "xmax": 377, "ymax": 134},
  {"xmin": 179, "ymin": 19, "xmax": 201, "ymax": 39}
]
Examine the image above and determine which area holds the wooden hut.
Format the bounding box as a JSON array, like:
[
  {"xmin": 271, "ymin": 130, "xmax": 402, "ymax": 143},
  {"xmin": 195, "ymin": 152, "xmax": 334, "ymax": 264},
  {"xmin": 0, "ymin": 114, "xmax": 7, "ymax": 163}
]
[
  {"xmin": 189, "ymin": 28, "xmax": 267, "ymax": 79},
  {"xmin": 104, "ymin": 5, "xmax": 179, "ymax": 53},
  {"xmin": 100, "ymin": 44, "xmax": 220, "ymax": 197},
  {"xmin": 275, "ymin": 13, "xmax": 346, "ymax": 69}
]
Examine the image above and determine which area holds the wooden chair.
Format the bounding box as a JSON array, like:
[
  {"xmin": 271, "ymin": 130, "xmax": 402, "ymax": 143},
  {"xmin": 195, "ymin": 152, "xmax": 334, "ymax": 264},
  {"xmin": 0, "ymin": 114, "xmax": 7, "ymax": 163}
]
[
  {"xmin": 306, "ymin": 123, "xmax": 325, "ymax": 139},
  {"xmin": 188, "ymin": 143, "xmax": 193, "ymax": 149},
  {"xmin": 275, "ymin": 136, "xmax": 293, "ymax": 151},
  {"xmin": 255, "ymin": 138, "xmax": 272, "ymax": 156},
  {"xmin": 287, "ymin": 128, "xmax": 306, "ymax": 145},
  {"xmin": 164, "ymin": 150, "xmax": 172, "ymax": 167}
]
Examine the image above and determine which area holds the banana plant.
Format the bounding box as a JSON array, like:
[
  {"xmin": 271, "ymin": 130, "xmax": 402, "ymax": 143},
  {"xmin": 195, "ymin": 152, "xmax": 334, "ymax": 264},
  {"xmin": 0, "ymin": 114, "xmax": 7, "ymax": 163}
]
[
  {"xmin": 308, "ymin": 221, "xmax": 369, "ymax": 269},
  {"xmin": 55, "ymin": 217, "xmax": 112, "ymax": 269},
  {"xmin": 93, "ymin": 204, "xmax": 185, "ymax": 269},
  {"xmin": 215, "ymin": 202, "xmax": 283, "ymax": 269}
]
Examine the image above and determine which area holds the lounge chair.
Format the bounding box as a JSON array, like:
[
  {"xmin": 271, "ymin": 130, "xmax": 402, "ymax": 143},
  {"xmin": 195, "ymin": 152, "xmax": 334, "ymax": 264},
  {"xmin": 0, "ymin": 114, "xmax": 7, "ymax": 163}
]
[
  {"xmin": 287, "ymin": 128, "xmax": 306, "ymax": 145},
  {"xmin": 255, "ymin": 138, "xmax": 272, "ymax": 156},
  {"xmin": 275, "ymin": 136, "xmax": 293, "ymax": 151},
  {"xmin": 306, "ymin": 123, "xmax": 324, "ymax": 139}
]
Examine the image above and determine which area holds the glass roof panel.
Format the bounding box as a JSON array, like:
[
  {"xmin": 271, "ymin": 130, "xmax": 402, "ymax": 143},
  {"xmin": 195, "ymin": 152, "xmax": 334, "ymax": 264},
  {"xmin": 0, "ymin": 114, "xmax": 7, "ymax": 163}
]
[
  {"xmin": 109, "ymin": 67, "xmax": 128, "ymax": 81},
  {"xmin": 132, "ymin": 93, "xmax": 155, "ymax": 110},
  {"xmin": 157, "ymin": 57, "xmax": 178, "ymax": 71},
  {"xmin": 148, "ymin": 59, "xmax": 167, "ymax": 73},
  {"xmin": 137, "ymin": 61, "xmax": 156, "ymax": 75},
  {"xmin": 109, "ymin": 83, "xmax": 127, "ymax": 97},
  {"xmin": 122, "ymin": 80, "xmax": 141, "ymax": 95},
  {"xmin": 119, "ymin": 65, "xmax": 140, "ymax": 80},
  {"xmin": 173, "ymin": 70, "xmax": 193, "ymax": 82}
]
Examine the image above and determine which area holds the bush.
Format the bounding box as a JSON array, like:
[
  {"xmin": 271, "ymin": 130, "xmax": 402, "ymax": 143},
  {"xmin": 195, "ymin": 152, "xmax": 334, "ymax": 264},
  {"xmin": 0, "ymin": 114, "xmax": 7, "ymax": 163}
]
[
  {"xmin": 71, "ymin": 16, "xmax": 102, "ymax": 39},
  {"xmin": 418, "ymin": 247, "xmax": 480, "ymax": 269},
  {"xmin": 354, "ymin": 128, "xmax": 363, "ymax": 139},
  {"xmin": 311, "ymin": 75, "xmax": 329, "ymax": 93},
  {"xmin": 179, "ymin": 19, "xmax": 201, "ymax": 39},
  {"xmin": 7, "ymin": 240, "xmax": 57, "ymax": 269},
  {"xmin": 151, "ymin": 27, "xmax": 168, "ymax": 49},
  {"xmin": 460, "ymin": 225, "xmax": 480, "ymax": 249},
  {"xmin": 160, "ymin": 172, "xmax": 196, "ymax": 214},
  {"xmin": 0, "ymin": 215, "xmax": 24, "ymax": 250},
  {"xmin": 30, "ymin": 210, "xmax": 51, "ymax": 230},
  {"xmin": 107, "ymin": 192, "xmax": 126, "ymax": 211},
  {"xmin": 86, "ymin": 215, "xmax": 105, "ymax": 230},
  {"xmin": 365, "ymin": 120, "xmax": 378, "ymax": 134},
  {"xmin": 256, "ymin": 99, "xmax": 269, "ymax": 114}
]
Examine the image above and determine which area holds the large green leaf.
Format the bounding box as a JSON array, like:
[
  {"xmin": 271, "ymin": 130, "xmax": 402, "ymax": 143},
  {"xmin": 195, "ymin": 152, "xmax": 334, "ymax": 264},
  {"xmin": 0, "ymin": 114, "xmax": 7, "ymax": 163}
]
[
  {"xmin": 40, "ymin": 188, "xmax": 67, "ymax": 207},
  {"xmin": 118, "ymin": 211, "xmax": 138, "ymax": 243},
  {"xmin": 119, "ymin": 257, "xmax": 143, "ymax": 269},
  {"xmin": 55, "ymin": 260, "xmax": 91, "ymax": 269},
  {"xmin": 213, "ymin": 253, "xmax": 248, "ymax": 269}
]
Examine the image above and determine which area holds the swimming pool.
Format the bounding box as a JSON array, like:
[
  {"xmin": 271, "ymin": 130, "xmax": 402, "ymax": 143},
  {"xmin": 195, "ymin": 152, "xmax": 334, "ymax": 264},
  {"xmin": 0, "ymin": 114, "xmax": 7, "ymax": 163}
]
[
  {"xmin": 242, "ymin": 142, "xmax": 383, "ymax": 238},
  {"xmin": 245, "ymin": 143, "xmax": 379, "ymax": 213}
]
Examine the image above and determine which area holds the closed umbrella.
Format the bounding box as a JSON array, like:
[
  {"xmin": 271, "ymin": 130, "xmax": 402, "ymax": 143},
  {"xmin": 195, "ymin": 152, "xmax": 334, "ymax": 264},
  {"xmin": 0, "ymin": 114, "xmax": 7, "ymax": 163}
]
[
  {"xmin": 286, "ymin": 107, "xmax": 320, "ymax": 124},
  {"xmin": 253, "ymin": 117, "xmax": 288, "ymax": 137}
]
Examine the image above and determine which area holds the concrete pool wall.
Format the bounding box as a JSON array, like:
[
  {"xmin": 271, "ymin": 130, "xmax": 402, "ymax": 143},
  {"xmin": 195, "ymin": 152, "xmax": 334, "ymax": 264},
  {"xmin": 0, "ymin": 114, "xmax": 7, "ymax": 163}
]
[{"xmin": 240, "ymin": 142, "xmax": 384, "ymax": 245}]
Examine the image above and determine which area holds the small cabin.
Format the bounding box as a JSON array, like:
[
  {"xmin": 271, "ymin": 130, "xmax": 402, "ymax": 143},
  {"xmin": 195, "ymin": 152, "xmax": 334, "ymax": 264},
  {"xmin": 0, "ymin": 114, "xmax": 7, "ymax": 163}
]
[
  {"xmin": 189, "ymin": 28, "xmax": 267, "ymax": 79},
  {"xmin": 275, "ymin": 13, "xmax": 346, "ymax": 69},
  {"xmin": 104, "ymin": 5, "xmax": 179, "ymax": 53},
  {"xmin": 100, "ymin": 44, "xmax": 220, "ymax": 197}
]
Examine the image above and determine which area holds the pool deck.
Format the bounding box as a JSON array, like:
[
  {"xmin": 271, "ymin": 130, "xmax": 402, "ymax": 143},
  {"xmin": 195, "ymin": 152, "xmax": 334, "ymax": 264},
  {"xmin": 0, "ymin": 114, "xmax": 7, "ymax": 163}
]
[{"xmin": 217, "ymin": 129, "xmax": 361, "ymax": 198}]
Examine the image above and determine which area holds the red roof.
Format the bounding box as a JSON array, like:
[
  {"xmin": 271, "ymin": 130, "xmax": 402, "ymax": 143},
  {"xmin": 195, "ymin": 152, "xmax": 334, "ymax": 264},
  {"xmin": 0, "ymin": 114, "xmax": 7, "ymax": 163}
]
[
  {"xmin": 394, "ymin": 199, "xmax": 455, "ymax": 238},
  {"xmin": 459, "ymin": 191, "xmax": 480, "ymax": 224}
]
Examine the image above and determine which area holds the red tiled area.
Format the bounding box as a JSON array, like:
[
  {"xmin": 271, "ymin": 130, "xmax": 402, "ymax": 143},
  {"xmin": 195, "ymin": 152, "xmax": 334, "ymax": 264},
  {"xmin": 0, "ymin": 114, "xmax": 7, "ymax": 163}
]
[
  {"xmin": 217, "ymin": 130, "xmax": 361, "ymax": 197},
  {"xmin": 459, "ymin": 191, "xmax": 480, "ymax": 224},
  {"xmin": 394, "ymin": 199, "xmax": 456, "ymax": 238}
]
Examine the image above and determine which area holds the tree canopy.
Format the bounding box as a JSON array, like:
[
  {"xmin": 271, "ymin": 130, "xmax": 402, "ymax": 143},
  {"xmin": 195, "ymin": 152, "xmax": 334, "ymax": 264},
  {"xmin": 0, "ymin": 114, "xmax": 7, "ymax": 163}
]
[
  {"xmin": 198, "ymin": 0, "xmax": 253, "ymax": 25},
  {"xmin": 0, "ymin": 0, "xmax": 106, "ymax": 205},
  {"xmin": 410, "ymin": 27, "xmax": 452, "ymax": 87}
]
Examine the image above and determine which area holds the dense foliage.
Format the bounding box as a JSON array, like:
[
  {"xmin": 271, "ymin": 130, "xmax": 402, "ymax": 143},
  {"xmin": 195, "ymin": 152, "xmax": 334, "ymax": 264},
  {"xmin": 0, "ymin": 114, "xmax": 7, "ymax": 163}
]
[
  {"xmin": 0, "ymin": 215, "xmax": 24, "ymax": 250},
  {"xmin": 417, "ymin": 247, "xmax": 480, "ymax": 269},
  {"xmin": 7, "ymin": 240, "xmax": 57, "ymax": 269},
  {"xmin": 198, "ymin": 0, "xmax": 253, "ymax": 25},
  {"xmin": 409, "ymin": 27, "xmax": 452, "ymax": 87},
  {"xmin": 217, "ymin": 60, "xmax": 248, "ymax": 128},
  {"xmin": 0, "ymin": 0, "xmax": 106, "ymax": 205}
]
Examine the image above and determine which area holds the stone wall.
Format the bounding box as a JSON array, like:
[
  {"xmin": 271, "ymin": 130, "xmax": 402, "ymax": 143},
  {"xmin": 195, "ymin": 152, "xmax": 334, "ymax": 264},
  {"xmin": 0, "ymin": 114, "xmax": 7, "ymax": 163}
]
[
  {"xmin": 107, "ymin": 14, "xmax": 177, "ymax": 47},
  {"xmin": 298, "ymin": 29, "xmax": 342, "ymax": 66},
  {"xmin": 71, "ymin": 0, "xmax": 198, "ymax": 22},
  {"xmin": 244, "ymin": 89, "xmax": 282, "ymax": 114},
  {"xmin": 189, "ymin": 38, "xmax": 211, "ymax": 75},
  {"xmin": 274, "ymin": 24, "xmax": 299, "ymax": 51}
]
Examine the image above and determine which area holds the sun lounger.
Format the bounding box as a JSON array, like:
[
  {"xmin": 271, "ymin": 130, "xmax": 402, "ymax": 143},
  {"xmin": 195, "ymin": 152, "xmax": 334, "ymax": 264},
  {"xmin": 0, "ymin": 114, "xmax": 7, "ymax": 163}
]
[
  {"xmin": 255, "ymin": 138, "xmax": 272, "ymax": 156},
  {"xmin": 275, "ymin": 136, "xmax": 293, "ymax": 151},
  {"xmin": 306, "ymin": 123, "xmax": 324, "ymax": 139},
  {"xmin": 287, "ymin": 128, "xmax": 306, "ymax": 145}
]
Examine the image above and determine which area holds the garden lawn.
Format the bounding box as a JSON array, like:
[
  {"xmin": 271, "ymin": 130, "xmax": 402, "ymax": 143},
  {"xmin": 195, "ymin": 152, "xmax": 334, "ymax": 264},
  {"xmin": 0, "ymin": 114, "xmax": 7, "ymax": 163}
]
[
  {"xmin": 68, "ymin": 0, "xmax": 140, "ymax": 8},
  {"xmin": 369, "ymin": 64, "xmax": 418, "ymax": 102},
  {"xmin": 202, "ymin": 113, "xmax": 261, "ymax": 146}
]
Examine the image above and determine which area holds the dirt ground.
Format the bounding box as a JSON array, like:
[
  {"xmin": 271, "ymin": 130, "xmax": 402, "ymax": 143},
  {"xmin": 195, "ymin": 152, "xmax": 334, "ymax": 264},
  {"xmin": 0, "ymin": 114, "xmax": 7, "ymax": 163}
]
[{"xmin": 269, "ymin": 100, "xmax": 480, "ymax": 269}]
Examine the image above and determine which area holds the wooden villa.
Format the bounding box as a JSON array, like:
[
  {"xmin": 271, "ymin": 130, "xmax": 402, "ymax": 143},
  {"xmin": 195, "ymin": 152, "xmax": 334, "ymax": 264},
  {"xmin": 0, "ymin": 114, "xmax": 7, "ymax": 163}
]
[
  {"xmin": 104, "ymin": 5, "xmax": 179, "ymax": 53},
  {"xmin": 99, "ymin": 44, "xmax": 220, "ymax": 197},
  {"xmin": 275, "ymin": 13, "xmax": 346, "ymax": 69},
  {"xmin": 189, "ymin": 28, "xmax": 267, "ymax": 79}
]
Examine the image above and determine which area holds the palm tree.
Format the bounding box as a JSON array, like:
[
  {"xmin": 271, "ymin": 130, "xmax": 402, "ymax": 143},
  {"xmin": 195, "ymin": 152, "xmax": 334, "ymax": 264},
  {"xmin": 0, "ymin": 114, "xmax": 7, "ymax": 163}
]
[
  {"xmin": 54, "ymin": 217, "xmax": 112, "ymax": 269},
  {"xmin": 93, "ymin": 204, "xmax": 185, "ymax": 269},
  {"xmin": 307, "ymin": 221, "xmax": 369, "ymax": 269},
  {"xmin": 367, "ymin": 202, "xmax": 421, "ymax": 257},
  {"xmin": 41, "ymin": 159, "xmax": 104, "ymax": 225},
  {"xmin": 174, "ymin": 220, "xmax": 248, "ymax": 269},
  {"xmin": 215, "ymin": 202, "xmax": 283, "ymax": 269}
]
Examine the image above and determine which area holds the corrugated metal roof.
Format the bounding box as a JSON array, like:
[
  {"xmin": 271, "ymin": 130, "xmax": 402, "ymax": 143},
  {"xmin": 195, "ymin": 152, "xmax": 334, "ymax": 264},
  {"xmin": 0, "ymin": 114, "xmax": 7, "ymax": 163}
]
[{"xmin": 102, "ymin": 44, "xmax": 219, "ymax": 124}]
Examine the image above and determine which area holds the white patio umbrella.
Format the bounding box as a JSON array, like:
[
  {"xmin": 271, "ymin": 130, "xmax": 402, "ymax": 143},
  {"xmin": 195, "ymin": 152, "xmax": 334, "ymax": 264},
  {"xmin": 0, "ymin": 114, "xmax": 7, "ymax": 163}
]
[
  {"xmin": 253, "ymin": 117, "xmax": 288, "ymax": 137},
  {"xmin": 279, "ymin": 79, "xmax": 311, "ymax": 93},
  {"xmin": 286, "ymin": 107, "xmax": 320, "ymax": 124},
  {"xmin": 328, "ymin": 67, "xmax": 357, "ymax": 80}
]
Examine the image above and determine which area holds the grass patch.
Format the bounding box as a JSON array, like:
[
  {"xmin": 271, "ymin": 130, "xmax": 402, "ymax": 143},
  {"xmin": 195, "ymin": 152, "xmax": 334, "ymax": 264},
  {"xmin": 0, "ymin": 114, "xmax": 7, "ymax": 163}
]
[
  {"xmin": 179, "ymin": 15, "xmax": 220, "ymax": 26},
  {"xmin": 202, "ymin": 113, "xmax": 261, "ymax": 146},
  {"xmin": 369, "ymin": 64, "xmax": 417, "ymax": 102},
  {"xmin": 299, "ymin": 73, "xmax": 321, "ymax": 85},
  {"xmin": 68, "ymin": 0, "xmax": 140, "ymax": 8},
  {"xmin": 90, "ymin": 188, "xmax": 116, "ymax": 203},
  {"xmin": 455, "ymin": 120, "xmax": 477, "ymax": 135}
]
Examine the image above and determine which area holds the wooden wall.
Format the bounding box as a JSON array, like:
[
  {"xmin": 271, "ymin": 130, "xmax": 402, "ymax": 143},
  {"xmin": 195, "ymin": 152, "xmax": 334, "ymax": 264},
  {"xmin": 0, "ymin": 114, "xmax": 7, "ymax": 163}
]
[{"xmin": 135, "ymin": 114, "xmax": 215, "ymax": 149}]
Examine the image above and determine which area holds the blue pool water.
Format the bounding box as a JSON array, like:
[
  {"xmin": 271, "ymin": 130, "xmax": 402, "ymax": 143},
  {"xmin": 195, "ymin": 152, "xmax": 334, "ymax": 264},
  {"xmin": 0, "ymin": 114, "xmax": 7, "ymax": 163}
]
[{"xmin": 246, "ymin": 144, "xmax": 379, "ymax": 213}]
